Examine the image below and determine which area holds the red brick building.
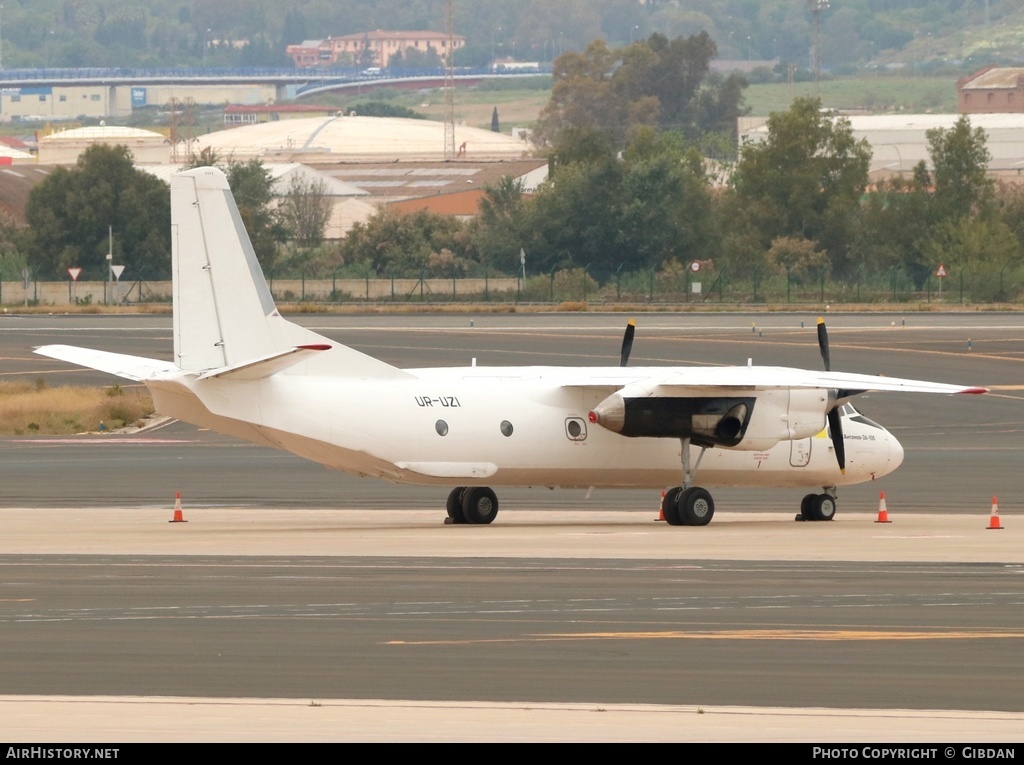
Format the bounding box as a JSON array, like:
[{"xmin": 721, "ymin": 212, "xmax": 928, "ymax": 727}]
[
  {"xmin": 958, "ymin": 67, "xmax": 1024, "ymax": 114},
  {"xmin": 287, "ymin": 30, "xmax": 465, "ymax": 69}
]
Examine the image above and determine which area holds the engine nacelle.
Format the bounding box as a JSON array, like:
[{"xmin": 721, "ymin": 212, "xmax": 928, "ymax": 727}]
[
  {"xmin": 588, "ymin": 394, "xmax": 755, "ymax": 447},
  {"xmin": 589, "ymin": 388, "xmax": 829, "ymax": 451}
]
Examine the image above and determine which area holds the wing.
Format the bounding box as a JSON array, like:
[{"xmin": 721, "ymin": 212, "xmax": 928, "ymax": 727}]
[
  {"xmin": 582, "ymin": 364, "xmax": 985, "ymax": 449},
  {"xmin": 630, "ymin": 366, "xmax": 987, "ymax": 396}
]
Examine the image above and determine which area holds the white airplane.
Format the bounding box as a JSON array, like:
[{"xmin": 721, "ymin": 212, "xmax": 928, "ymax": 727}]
[{"xmin": 36, "ymin": 167, "xmax": 987, "ymax": 526}]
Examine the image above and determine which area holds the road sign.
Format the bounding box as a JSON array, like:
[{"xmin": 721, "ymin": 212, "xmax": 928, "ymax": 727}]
[
  {"xmin": 936, "ymin": 264, "xmax": 947, "ymax": 278},
  {"xmin": 67, "ymin": 267, "xmax": 81, "ymax": 281},
  {"xmin": 111, "ymin": 264, "xmax": 126, "ymax": 280},
  {"xmin": 690, "ymin": 261, "xmax": 700, "ymax": 273}
]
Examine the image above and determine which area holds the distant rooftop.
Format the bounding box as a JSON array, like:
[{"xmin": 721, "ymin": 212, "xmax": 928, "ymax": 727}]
[
  {"xmin": 960, "ymin": 67, "xmax": 1024, "ymax": 90},
  {"xmin": 194, "ymin": 114, "xmax": 533, "ymax": 162}
]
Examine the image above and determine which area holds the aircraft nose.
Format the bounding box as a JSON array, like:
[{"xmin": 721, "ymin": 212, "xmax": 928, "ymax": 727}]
[{"xmin": 888, "ymin": 431, "xmax": 905, "ymax": 469}]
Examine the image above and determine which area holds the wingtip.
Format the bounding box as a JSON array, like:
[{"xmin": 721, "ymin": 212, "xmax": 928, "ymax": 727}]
[{"xmin": 960, "ymin": 386, "xmax": 988, "ymax": 395}]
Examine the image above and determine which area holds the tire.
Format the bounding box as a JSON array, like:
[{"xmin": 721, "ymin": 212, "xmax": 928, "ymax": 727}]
[
  {"xmin": 800, "ymin": 493, "xmax": 817, "ymax": 521},
  {"xmin": 446, "ymin": 487, "xmax": 467, "ymax": 524},
  {"xmin": 678, "ymin": 486, "xmax": 715, "ymax": 526},
  {"xmin": 662, "ymin": 486, "xmax": 683, "ymax": 526},
  {"xmin": 812, "ymin": 493, "xmax": 836, "ymax": 522},
  {"xmin": 462, "ymin": 487, "xmax": 499, "ymax": 525}
]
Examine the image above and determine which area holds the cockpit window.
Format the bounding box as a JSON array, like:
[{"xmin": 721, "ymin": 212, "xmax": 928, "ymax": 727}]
[{"xmin": 845, "ymin": 404, "xmax": 883, "ymax": 430}]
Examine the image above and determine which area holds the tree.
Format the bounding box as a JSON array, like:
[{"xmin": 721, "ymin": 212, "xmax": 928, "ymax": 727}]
[
  {"xmin": 23, "ymin": 144, "xmax": 170, "ymax": 279},
  {"xmin": 851, "ymin": 172, "xmax": 933, "ymax": 279},
  {"xmin": 926, "ymin": 116, "xmax": 994, "ymax": 225},
  {"xmin": 225, "ymin": 159, "xmax": 288, "ymax": 273},
  {"xmin": 339, "ymin": 210, "xmax": 473, "ymax": 277},
  {"xmin": 473, "ymin": 175, "xmax": 528, "ymax": 274},
  {"xmin": 765, "ymin": 235, "xmax": 829, "ymax": 282},
  {"xmin": 279, "ymin": 174, "xmax": 333, "ymax": 249},
  {"xmin": 726, "ymin": 97, "xmax": 871, "ymax": 276},
  {"xmin": 0, "ymin": 210, "xmax": 28, "ymax": 281},
  {"xmin": 535, "ymin": 32, "xmax": 747, "ymax": 150},
  {"xmin": 488, "ymin": 128, "xmax": 716, "ymax": 280},
  {"xmin": 535, "ymin": 40, "xmax": 628, "ymax": 148}
]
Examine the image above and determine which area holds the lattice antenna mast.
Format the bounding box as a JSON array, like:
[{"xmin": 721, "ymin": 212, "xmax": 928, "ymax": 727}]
[
  {"xmin": 809, "ymin": 0, "xmax": 830, "ymax": 92},
  {"xmin": 443, "ymin": 0, "xmax": 456, "ymax": 159}
]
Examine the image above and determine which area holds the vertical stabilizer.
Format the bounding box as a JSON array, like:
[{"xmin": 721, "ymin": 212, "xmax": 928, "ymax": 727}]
[
  {"xmin": 172, "ymin": 167, "xmax": 284, "ymax": 370},
  {"xmin": 171, "ymin": 166, "xmax": 407, "ymax": 379}
]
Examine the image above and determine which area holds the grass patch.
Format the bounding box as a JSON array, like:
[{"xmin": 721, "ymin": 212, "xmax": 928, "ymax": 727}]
[
  {"xmin": 744, "ymin": 75, "xmax": 958, "ymax": 115},
  {"xmin": 0, "ymin": 380, "xmax": 155, "ymax": 435}
]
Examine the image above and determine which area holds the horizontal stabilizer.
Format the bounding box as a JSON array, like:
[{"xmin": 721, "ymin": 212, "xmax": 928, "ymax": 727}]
[
  {"xmin": 34, "ymin": 345, "xmax": 177, "ymax": 382},
  {"xmin": 196, "ymin": 344, "xmax": 333, "ymax": 380}
]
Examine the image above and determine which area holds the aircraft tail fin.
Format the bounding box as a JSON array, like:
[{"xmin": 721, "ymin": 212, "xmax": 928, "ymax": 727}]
[{"xmin": 171, "ymin": 167, "xmax": 405, "ymax": 378}]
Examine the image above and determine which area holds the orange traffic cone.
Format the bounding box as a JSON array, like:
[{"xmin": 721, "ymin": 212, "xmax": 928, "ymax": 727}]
[
  {"xmin": 987, "ymin": 496, "xmax": 1003, "ymax": 530},
  {"xmin": 169, "ymin": 491, "xmax": 187, "ymax": 523},
  {"xmin": 875, "ymin": 491, "xmax": 891, "ymax": 523},
  {"xmin": 656, "ymin": 490, "xmax": 666, "ymax": 522}
]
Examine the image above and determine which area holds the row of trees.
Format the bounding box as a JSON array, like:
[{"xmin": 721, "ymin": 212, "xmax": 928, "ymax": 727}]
[
  {"xmin": 0, "ymin": 145, "xmax": 331, "ymax": 283},
  {"xmin": 4, "ymin": 1, "xmax": 1019, "ymax": 72},
  {"xmin": 3, "ymin": 24, "xmax": 1022, "ymax": 303},
  {"xmin": 336, "ymin": 97, "xmax": 1023, "ymax": 302},
  {"xmin": 4, "ymin": 96, "xmax": 1022, "ymax": 303}
]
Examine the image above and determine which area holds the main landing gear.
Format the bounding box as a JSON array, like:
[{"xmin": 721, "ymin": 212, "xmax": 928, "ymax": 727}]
[
  {"xmin": 661, "ymin": 485, "xmax": 715, "ymax": 526},
  {"xmin": 662, "ymin": 437, "xmax": 715, "ymax": 526},
  {"xmin": 797, "ymin": 489, "xmax": 837, "ymax": 521},
  {"xmin": 446, "ymin": 486, "xmax": 498, "ymax": 525}
]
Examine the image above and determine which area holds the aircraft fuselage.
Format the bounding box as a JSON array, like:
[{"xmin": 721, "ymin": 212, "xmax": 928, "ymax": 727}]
[{"xmin": 151, "ymin": 365, "xmax": 903, "ymax": 491}]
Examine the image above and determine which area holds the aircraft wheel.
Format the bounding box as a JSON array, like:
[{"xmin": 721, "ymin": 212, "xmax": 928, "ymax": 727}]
[
  {"xmin": 462, "ymin": 487, "xmax": 499, "ymax": 525},
  {"xmin": 800, "ymin": 493, "xmax": 817, "ymax": 521},
  {"xmin": 811, "ymin": 493, "xmax": 836, "ymax": 522},
  {"xmin": 678, "ymin": 486, "xmax": 715, "ymax": 526},
  {"xmin": 662, "ymin": 487, "xmax": 684, "ymax": 526},
  {"xmin": 446, "ymin": 487, "xmax": 467, "ymax": 524}
]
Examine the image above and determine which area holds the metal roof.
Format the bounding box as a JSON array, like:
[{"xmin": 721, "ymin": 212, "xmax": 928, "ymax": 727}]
[
  {"xmin": 960, "ymin": 67, "xmax": 1024, "ymax": 90},
  {"xmin": 42, "ymin": 125, "xmax": 165, "ymax": 141},
  {"xmin": 194, "ymin": 115, "xmax": 533, "ymax": 161}
]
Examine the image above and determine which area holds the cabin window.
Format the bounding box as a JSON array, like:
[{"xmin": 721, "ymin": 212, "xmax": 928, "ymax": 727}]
[
  {"xmin": 435, "ymin": 420, "xmax": 448, "ymax": 436},
  {"xmin": 500, "ymin": 420, "xmax": 513, "ymax": 437}
]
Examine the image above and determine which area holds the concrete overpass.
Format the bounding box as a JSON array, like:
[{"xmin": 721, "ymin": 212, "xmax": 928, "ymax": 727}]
[{"xmin": 0, "ymin": 66, "xmax": 551, "ymax": 102}]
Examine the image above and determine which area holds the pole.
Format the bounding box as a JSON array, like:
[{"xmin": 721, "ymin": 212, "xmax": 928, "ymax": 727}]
[{"xmin": 106, "ymin": 225, "xmax": 113, "ymax": 305}]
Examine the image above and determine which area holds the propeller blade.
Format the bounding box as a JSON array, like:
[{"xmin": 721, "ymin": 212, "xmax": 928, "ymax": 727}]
[
  {"xmin": 816, "ymin": 317, "xmax": 831, "ymax": 372},
  {"xmin": 620, "ymin": 319, "xmax": 636, "ymax": 367},
  {"xmin": 827, "ymin": 406, "xmax": 846, "ymax": 473}
]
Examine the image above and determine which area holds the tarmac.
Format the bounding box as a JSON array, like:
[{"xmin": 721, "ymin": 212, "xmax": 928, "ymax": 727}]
[{"xmin": 2, "ymin": 507, "xmax": 1022, "ymax": 742}]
